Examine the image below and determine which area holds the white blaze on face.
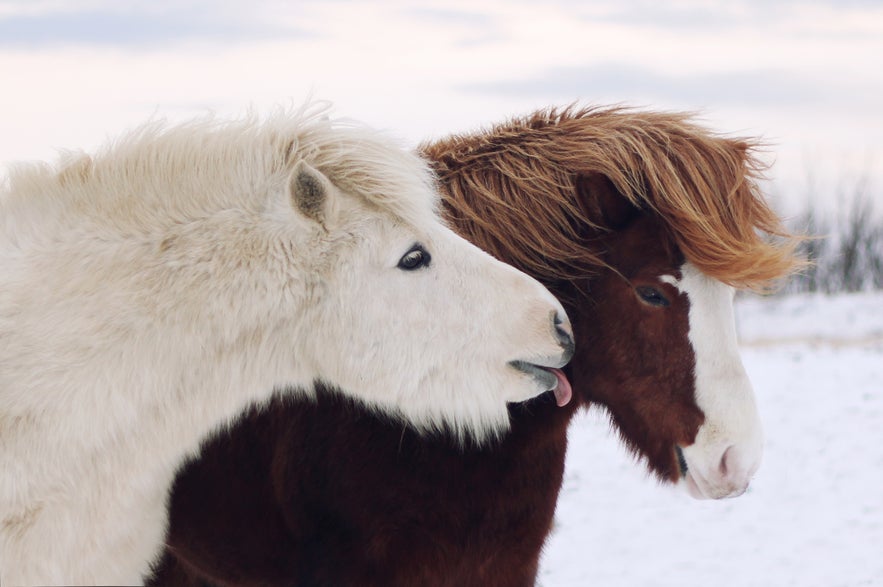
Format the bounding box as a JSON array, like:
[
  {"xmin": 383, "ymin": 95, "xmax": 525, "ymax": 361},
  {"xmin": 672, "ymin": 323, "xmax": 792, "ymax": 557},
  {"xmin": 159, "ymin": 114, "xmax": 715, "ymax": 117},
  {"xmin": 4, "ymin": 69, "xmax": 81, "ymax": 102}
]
[{"xmin": 662, "ymin": 262, "xmax": 763, "ymax": 499}]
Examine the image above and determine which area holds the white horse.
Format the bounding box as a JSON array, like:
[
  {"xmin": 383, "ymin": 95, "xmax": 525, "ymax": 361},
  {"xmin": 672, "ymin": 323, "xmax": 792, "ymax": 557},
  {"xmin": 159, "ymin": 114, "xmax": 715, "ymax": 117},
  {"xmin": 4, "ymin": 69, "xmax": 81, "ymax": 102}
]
[{"xmin": 0, "ymin": 103, "xmax": 574, "ymax": 585}]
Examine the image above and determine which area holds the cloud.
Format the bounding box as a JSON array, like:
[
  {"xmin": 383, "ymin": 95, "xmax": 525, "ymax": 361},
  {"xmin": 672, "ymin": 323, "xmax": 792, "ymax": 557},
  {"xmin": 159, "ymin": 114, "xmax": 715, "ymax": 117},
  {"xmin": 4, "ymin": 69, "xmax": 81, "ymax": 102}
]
[
  {"xmin": 461, "ymin": 63, "xmax": 872, "ymax": 111},
  {"xmin": 404, "ymin": 7, "xmax": 496, "ymax": 28},
  {"xmin": 586, "ymin": 3, "xmax": 760, "ymax": 32},
  {"xmin": 547, "ymin": 0, "xmax": 883, "ymax": 39},
  {"xmin": 0, "ymin": 2, "xmax": 313, "ymax": 48}
]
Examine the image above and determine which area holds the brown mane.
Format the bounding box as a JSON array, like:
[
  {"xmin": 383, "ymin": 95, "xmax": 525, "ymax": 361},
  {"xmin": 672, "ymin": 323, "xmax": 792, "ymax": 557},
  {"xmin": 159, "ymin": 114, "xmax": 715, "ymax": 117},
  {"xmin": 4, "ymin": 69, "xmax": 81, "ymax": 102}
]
[{"xmin": 421, "ymin": 105, "xmax": 799, "ymax": 290}]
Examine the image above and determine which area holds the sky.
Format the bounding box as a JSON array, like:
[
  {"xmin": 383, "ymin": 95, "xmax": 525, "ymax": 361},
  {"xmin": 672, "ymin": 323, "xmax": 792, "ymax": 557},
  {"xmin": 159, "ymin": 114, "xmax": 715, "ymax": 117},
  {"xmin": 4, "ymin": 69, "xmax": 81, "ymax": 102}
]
[{"xmin": 1, "ymin": 0, "xmax": 882, "ymax": 214}]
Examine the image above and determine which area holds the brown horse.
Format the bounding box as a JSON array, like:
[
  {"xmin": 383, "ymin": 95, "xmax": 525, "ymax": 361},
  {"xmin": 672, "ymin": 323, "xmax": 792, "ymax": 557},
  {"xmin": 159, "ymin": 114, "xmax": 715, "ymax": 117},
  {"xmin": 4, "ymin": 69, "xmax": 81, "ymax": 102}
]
[{"xmin": 149, "ymin": 106, "xmax": 798, "ymax": 586}]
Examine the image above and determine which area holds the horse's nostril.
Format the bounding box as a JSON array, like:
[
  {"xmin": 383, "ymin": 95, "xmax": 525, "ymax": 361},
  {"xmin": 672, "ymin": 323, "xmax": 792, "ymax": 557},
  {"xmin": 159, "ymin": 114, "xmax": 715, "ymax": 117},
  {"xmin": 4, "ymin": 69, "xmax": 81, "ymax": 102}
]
[
  {"xmin": 552, "ymin": 310, "xmax": 575, "ymax": 357},
  {"xmin": 719, "ymin": 445, "xmax": 734, "ymax": 478}
]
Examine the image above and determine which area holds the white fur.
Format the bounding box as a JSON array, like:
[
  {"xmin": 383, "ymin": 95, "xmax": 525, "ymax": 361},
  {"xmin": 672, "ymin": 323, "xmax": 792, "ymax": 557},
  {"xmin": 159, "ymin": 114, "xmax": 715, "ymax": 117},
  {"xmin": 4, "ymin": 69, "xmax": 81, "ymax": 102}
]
[
  {"xmin": 0, "ymin": 104, "xmax": 571, "ymax": 584},
  {"xmin": 663, "ymin": 263, "xmax": 763, "ymax": 499}
]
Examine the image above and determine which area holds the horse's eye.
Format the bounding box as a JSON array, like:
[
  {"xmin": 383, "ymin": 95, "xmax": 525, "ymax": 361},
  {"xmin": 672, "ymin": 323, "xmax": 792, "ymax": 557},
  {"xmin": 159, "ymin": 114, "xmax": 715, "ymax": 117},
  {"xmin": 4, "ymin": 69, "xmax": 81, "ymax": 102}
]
[
  {"xmin": 636, "ymin": 286, "xmax": 670, "ymax": 307},
  {"xmin": 397, "ymin": 244, "xmax": 431, "ymax": 271}
]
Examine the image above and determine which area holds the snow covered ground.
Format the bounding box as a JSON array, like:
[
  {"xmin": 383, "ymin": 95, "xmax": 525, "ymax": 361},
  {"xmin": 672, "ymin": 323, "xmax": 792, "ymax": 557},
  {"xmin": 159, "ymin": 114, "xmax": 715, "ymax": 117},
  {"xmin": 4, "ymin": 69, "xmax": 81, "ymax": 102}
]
[{"xmin": 539, "ymin": 292, "xmax": 883, "ymax": 587}]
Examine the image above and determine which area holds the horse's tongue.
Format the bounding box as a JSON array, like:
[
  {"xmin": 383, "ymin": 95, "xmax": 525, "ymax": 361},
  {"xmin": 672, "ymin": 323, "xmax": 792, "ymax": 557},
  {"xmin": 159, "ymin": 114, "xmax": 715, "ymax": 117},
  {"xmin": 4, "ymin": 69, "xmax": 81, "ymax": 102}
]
[{"xmin": 551, "ymin": 368, "xmax": 572, "ymax": 407}]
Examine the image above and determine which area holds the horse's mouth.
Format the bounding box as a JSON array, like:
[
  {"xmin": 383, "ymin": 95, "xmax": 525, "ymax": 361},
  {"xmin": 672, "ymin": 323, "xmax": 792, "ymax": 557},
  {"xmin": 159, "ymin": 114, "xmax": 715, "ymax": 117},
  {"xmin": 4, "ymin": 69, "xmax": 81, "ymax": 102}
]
[
  {"xmin": 675, "ymin": 445, "xmax": 689, "ymax": 478},
  {"xmin": 509, "ymin": 361, "xmax": 572, "ymax": 406}
]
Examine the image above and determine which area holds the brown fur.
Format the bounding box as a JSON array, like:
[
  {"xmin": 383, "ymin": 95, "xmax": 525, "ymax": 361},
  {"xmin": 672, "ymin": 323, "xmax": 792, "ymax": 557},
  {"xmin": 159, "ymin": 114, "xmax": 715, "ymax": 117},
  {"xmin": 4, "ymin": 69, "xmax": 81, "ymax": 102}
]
[{"xmin": 149, "ymin": 106, "xmax": 800, "ymax": 586}]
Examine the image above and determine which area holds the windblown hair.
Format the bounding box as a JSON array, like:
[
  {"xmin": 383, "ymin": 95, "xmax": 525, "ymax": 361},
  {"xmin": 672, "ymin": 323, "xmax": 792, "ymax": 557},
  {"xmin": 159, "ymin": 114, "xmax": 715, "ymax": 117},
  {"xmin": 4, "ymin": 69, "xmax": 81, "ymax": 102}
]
[
  {"xmin": 3, "ymin": 102, "xmax": 438, "ymax": 246},
  {"xmin": 422, "ymin": 105, "xmax": 800, "ymax": 290}
]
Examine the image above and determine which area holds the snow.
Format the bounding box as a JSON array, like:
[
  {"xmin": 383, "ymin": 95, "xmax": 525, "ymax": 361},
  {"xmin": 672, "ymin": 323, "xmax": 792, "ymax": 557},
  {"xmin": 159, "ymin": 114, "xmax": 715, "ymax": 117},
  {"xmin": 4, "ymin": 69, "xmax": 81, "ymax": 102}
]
[{"xmin": 539, "ymin": 292, "xmax": 883, "ymax": 586}]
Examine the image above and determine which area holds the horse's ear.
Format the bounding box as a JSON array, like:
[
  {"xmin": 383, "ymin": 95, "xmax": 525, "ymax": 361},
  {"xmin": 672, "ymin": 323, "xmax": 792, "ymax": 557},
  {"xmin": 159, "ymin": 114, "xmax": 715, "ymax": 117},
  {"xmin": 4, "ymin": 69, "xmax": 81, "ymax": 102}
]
[
  {"xmin": 289, "ymin": 161, "xmax": 338, "ymax": 228},
  {"xmin": 576, "ymin": 173, "xmax": 639, "ymax": 231}
]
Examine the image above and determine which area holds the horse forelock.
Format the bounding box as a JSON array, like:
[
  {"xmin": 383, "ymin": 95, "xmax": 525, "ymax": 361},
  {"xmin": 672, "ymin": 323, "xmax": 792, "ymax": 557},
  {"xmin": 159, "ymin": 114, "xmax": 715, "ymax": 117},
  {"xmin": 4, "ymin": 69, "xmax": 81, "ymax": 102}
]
[
  {"xmin": 3, "ymin": 102, "xmax": 438, "ymax": 237},
  {"xmin": 294, "ymin": 111, "xmax": 440, "ymax": 229},
  {"xmin": 422, "ymin": 105, "xmax": 801, "ymax": 291}
]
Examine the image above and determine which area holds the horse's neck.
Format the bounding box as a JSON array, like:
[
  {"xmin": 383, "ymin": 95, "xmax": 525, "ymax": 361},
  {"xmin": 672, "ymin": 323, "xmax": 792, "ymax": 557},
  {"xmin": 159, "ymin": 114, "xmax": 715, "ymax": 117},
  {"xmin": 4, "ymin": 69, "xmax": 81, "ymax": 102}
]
[{"xmin": 0, "ymin": 301, "xmax": 313, "ymax": 507}]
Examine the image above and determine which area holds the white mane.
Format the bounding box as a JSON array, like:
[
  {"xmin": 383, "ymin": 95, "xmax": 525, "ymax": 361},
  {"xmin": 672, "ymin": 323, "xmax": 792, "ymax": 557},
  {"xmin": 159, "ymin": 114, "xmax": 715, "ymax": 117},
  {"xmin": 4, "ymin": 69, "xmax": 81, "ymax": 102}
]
[{"xmin": 2, "ymin": 103, "xmax": 439, "ymax": 249}]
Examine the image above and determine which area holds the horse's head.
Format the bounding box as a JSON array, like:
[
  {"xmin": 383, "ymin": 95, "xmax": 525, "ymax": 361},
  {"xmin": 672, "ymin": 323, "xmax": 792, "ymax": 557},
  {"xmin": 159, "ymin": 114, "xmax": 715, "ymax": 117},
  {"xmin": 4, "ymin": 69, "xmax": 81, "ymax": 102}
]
[
  {"xmin": 426, "ymin": 106, "xmax": 799, "ymax": 498},
  {"xmin": 287, "ymin": 143, "xmax": 573, "ymax": 445},
  {"xmin": 565, "ymin": 175, "xmax": 761, "ymax": 499}
]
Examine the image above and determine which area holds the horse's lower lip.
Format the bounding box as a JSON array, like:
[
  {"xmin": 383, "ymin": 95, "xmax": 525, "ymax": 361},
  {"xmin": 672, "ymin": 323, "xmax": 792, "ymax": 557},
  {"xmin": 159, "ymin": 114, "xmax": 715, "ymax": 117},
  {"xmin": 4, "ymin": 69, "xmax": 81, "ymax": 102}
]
[
  {"xmin": 508, "ymin": 361, "xmax": 572, "ymax": 406},
  {"xmin": 509, "ymin": 360, "xmax": 557, "ymax": 389}
]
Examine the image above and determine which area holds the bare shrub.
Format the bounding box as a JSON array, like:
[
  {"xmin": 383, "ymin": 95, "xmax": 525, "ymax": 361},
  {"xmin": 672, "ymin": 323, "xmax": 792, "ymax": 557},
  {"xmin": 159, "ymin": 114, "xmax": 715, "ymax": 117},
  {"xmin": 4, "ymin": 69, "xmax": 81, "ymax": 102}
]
[{"xmin": 784, "ymin": 177, "xmax": 883, "ymax": 293}]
